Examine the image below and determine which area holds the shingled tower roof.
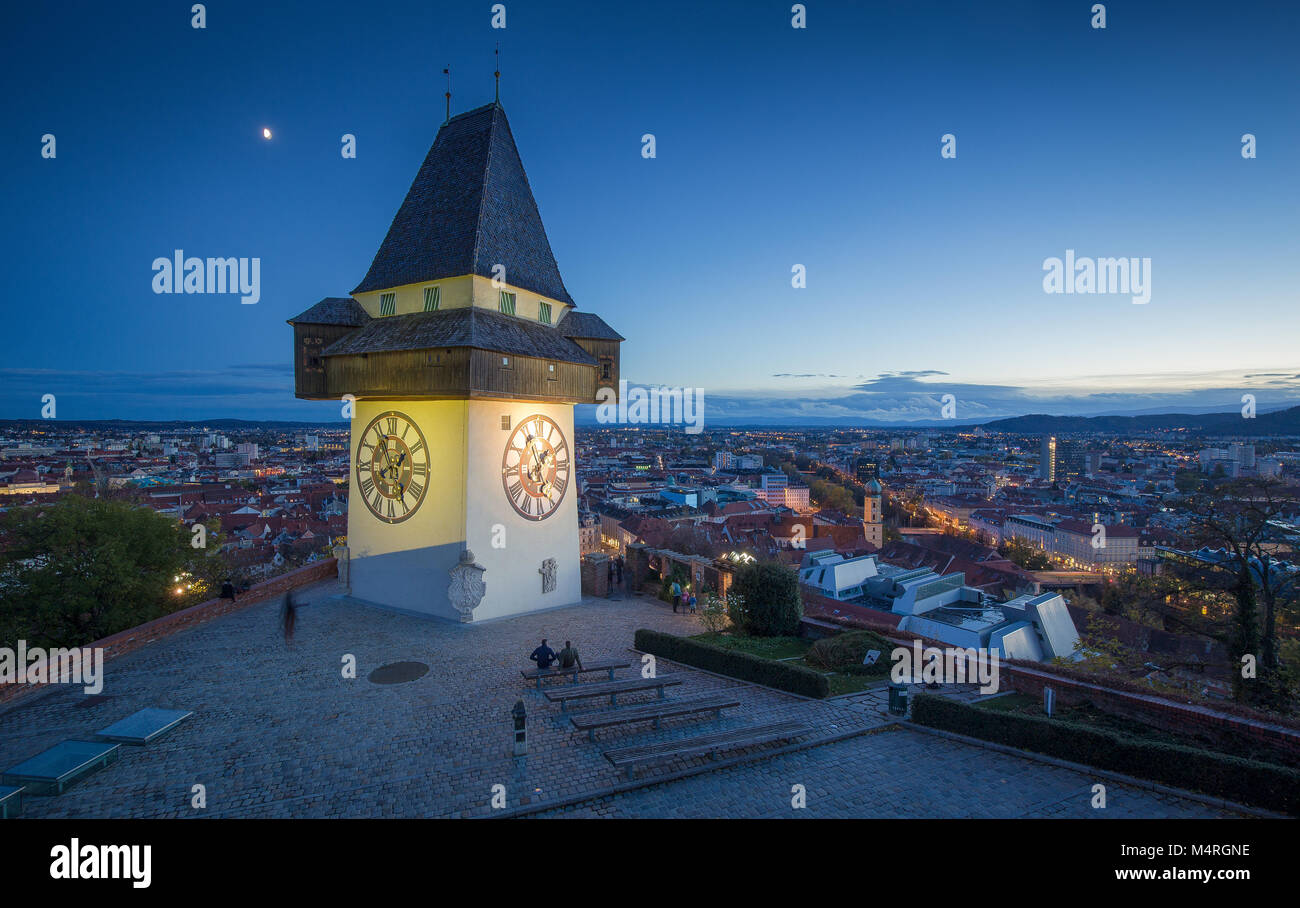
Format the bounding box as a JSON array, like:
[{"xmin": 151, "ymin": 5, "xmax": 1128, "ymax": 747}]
[{"xmin": 351, "ymin": 102, "xmax": 574, "ymax": 305}]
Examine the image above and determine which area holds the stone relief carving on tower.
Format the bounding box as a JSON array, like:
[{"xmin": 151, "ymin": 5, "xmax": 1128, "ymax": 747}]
[
  {"xmin": 448, "ymin": 548, "xmax": 487, "ymax": 622},
  {"xmin": 539, "ymin": 558, "xmax": 557, "ymax": 594}
]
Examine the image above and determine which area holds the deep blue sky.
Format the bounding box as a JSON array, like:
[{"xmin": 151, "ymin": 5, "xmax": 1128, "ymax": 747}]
[{"xmin": 3, "ymin": 0, "xmax": 1298, "ymax": 423}]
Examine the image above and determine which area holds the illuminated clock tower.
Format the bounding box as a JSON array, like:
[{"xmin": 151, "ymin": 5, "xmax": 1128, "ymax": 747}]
[
  {"xmin": 288, "ymin": 102, "xmax": 622, "ymax": 622},
  {"xmin": 863, "ymin": 478, "xmax": 883, "ymax": 549}
]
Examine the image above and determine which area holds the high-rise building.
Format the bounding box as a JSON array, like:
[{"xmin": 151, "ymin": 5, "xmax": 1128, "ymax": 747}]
[
  {"xmin": 1085, "ymin": 451, "xmax": 1103, "ymax": 477},
  {"xmin": 1040, "ymin": 435, "xmax": 1056, "ymax": 482},
  {"xmin": 1056, "ymin": 441, "xmax": 1085, "ymax": 484},
  {"xmin": 854, "ymin": 457, "xmax": 879, "ymax": 482}
]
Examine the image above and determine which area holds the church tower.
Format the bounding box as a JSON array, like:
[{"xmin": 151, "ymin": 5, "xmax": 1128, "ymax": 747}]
[
  {"xmin": 863, "ymin": 478, "xmax": 883, "ymax": 549},
  {"xmin": 288, "ymin": 102, "xmax": 622, "ymax": 623}
]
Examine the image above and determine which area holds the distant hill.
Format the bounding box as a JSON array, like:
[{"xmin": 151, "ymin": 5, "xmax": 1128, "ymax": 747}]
[
  {"xmin": 0, "ymin": 418, "xmax": 346, "ymax": 431},
  {"xmin": 982, "ymin": 406, "xmax": 1300, "ymax": 437}
]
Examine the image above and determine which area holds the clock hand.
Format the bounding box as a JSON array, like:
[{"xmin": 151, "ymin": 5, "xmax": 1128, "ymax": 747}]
[{"xmin": 526, "ymin": 436, "xmax": 547, "ymax": 476}]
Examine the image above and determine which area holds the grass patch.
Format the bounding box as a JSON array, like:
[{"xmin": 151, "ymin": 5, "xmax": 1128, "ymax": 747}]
[
  {"xmin": 637, "ymin": 629, "xmax": 829, "ymax": 698},
  {"xmin": 689, "ymin": 631, "xmax": 893, "ymax": 696},
  {"xmin": 818, "ymin": 669, "xmax": 887, "ymax": 697},
  {"xmin": 690, "ymin": 633, "xmax": 810, "ymax": 661}
]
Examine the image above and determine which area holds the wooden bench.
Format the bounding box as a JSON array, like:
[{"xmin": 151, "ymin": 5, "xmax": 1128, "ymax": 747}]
[
  {"xmin": 603, "ymin": 721, "xmax": 812, "ymax": 777},
  {"xmin": 569, "ymin": 693, "xmax": 740, "ymax": 742},
  {"xmin": 521, "ymin": 659, "xmax": 629, "ymax": 691},
  {"xmin": 544, "ymin": 676, "xmax": 682, "ymax": 712}
]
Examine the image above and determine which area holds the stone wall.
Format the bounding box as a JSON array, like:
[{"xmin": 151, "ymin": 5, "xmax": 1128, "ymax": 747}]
[
  {"xmin": 625, "ymin": 544, "xmax": 654, "ymax": 593},
  {"xmin": 581, "ymin": 552, "xmax": 610, "ymax": 598},
  {"xmin": 1002, "ymin": 662, "xmax": 1300, "ymax": 761}
]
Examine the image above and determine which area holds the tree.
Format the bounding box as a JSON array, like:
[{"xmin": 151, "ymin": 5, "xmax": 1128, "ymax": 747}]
[
  {"xmin": 0, "ymin": 496, "xmax": 225, "ymax": 650},
  {"xmin": 998, "ymin": 536, "xmax": 1052, "ymax": 571},
  {"xmin": 1181, "ymin": 478, "xmax": 1300, "ymax": 709},
  {"xmin": 731, "ymin": 561, "xmax": 802, "ymax": 636}
]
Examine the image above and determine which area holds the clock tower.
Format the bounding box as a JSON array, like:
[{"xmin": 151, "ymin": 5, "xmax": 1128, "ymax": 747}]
[
  {"xmin": 288, "ymin": 102, "xmax": 622, "ymax": 622},
  {"xmin": 863, "ymin": 478, "xmax": 883, "ymax": 549}
]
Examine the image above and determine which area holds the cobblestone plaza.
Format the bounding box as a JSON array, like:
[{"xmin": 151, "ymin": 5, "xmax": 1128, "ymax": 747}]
[{"xmin": 0, "ymin": 581, "xmax": 1248, "ymax": 819}]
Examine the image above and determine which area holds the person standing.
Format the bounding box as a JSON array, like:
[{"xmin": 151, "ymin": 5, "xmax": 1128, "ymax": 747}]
[
  {"xmin": 671, "ymin": 579, "xmax": 681, "ymax": 613},
  {"xmin": 280, "ymin": 590, "xmax": 298, "ymax": 645}
]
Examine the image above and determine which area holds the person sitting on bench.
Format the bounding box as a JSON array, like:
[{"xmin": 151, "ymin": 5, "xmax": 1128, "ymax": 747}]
[
  {"xmin": 530, "ymin": 639, "xmax": 558, "ymax": 670},
  {"xmin": 557, "ymin": 641, "xmax": 583, "ymax": 672}
]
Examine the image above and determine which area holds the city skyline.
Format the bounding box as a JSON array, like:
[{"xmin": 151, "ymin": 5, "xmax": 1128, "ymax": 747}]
[{"xmin": 4, "ymin": 0, "xmax": 1298, "ymax": 421}]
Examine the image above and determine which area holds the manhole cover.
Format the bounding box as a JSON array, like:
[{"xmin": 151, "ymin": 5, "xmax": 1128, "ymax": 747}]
[{"xmin": 368, "ymin": 661, "xmax": 430, "ymax": 685}]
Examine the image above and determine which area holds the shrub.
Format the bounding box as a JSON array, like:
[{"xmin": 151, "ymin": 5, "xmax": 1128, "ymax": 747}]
[
  {"xmin": 635, "ymin": 628, "xmax": 829, "ymax": 698},
  {"xmin": 698, "ymin": 593, "xmax": 731, "ymax": 634},
  {"xmin": 658, "ymin": 564, "xmax": 688, "ymax": 604},
  {"xmin": 910, "ymin": 693, "xmax": 1300, "ymax": 816},
  {"xmin": 731, "ymin": 561, "xmax": 802, "ymax": 636},
  {"xmin": 806, "ymin": 630, "xmax": 894, "ymax": 675}
]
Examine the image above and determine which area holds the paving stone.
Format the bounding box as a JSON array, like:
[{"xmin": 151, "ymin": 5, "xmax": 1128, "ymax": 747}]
[{"xmin": 0, "ymin": 582, "xmax": 1246, "ymax": 819}]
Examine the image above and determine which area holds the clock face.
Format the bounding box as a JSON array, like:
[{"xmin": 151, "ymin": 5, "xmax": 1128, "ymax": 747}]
[
  {"xmin": 502, "ymin": 414, "xmax": 570, "ymax": 521},
  {"xmin": 354, "ymin": 410, "xmax": 430, "ymax": 524}
]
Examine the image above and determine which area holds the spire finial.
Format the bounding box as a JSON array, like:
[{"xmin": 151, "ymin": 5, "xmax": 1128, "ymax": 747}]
[
  {"xmin": 494, "ymin": 44, "xmax": 500, "ymax": 103},
  {"xmin": 443, "ymin": 66, "xmax": 451, "ymax": 124}
]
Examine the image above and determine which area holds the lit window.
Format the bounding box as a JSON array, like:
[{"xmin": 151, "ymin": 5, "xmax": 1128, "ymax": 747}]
[
  {"xmin": 499, "ymin": 291, "xmax": 516, "ymax": 315},
  {"xmin": 379, "ymin": 292, "xmax": 396, "ymax": 316},
  {"xmin": 423, "ymin": 286, "xmax": 440, "ymax": 312}
]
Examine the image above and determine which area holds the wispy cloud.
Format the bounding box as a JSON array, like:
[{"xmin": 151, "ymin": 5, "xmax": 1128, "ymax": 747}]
[
  {"xmin": 6, "ymin": 364, "xmax": 1299, "ymax": 425},
  {"xmin": 608, "ymin": 367, "xmax": 1300, "ymax": 425}
]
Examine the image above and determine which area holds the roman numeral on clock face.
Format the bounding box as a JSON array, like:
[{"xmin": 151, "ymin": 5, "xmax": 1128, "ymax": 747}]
[
  {"xmin": 356, "ymin": 410, "xmax": 429, "ymax": 524},
  {"xmin": 501, "ymin": 413, "xmax": 569, "ymax": 521}
]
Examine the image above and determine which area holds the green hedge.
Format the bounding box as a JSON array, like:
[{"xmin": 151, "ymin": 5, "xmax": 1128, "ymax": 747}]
[
  {"xmin": 911, "ymin": 693, "xmax": 1300, "ymax": 816},
  {"xmin": 634, "ymin": 629, "xmax": 829, "ymax": 699}
]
